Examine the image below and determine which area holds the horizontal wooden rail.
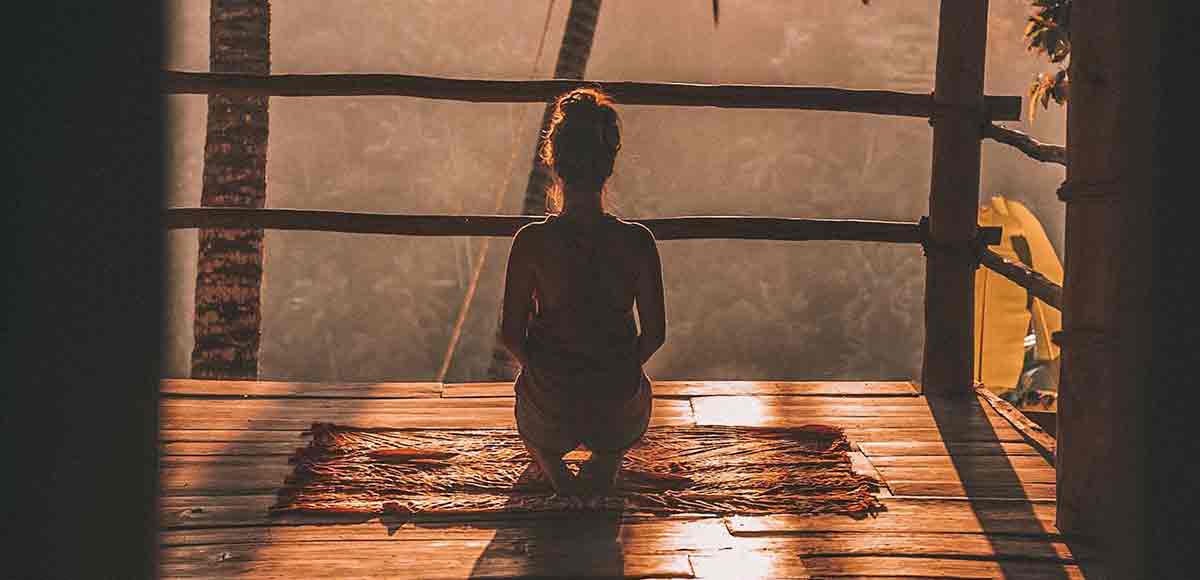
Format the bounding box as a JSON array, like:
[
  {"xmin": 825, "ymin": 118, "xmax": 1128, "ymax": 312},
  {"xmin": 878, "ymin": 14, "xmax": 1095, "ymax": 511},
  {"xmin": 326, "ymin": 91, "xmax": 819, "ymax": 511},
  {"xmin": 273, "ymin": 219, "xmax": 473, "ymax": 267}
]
[
  {"xmin": 163, "ymin": 71, "xmax": 1021, "ymax": 121},
  {"xmin": 979, "ymin": 248, "xmax": 1063, "ymax": 310},
  {"xmin": 983, "ymin": 123, "xmax": 1066, "ymax": 166},
  {"xmin": 166, "ymin": 208, "xmax": 945, "ymax": 243}
]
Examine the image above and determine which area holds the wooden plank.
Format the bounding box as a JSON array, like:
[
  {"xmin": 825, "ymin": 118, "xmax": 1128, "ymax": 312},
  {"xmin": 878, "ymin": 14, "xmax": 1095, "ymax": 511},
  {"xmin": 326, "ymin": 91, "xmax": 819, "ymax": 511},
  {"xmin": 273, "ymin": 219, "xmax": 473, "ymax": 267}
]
[
  {"xmin": 160, "ymin": 429, "xmax": 308, "ymax": 443},
  {"xmin": 726, "ymin": 497, "xmax": 1059, "ymax": 536},
  {"xmin": 691, "ymin": 554, "xmax": 1089, "ymax": 579},
  {"xmin": 976, "ymin": 387, "xmax": 1057, "ymax": 461},
  {"xmin": 440, "ymin": 382, "xmax": 515, "ymax": 398},
  {"xmin": 865, "ymin": 455, "xmax": 1053, "ymax": 470},
  {"xmin": 691, "ymin": 399, "xmax": 999, "ymax": 417},
  {"xmin": 161, "ymin": 522, "xmax": 1097, "ymax": 566},
  {"xmin": 161, "ymin": 541, "xmax": 695, "ymax": 580},
  {"xmin": 161, "ymin": 441, "xmax": 305, "ymax": 456},
  {"xmin": 886, "ymin": 481, "xmax": 1056, "ymax": 500},
  {"xmin": 162, "ymin": 495, "xmax": 1060, "ymax": 536},
  {"xmin": 737, "ymin": 532, "xmax": 1093, "ymax": 562},
  {"xmin": 690, "ymin": 394, "xmax": 998, "ymax": 410},
  {"xmin": 161, "ymin": 397, "xmax": 693, "ymax": 430},
  {"xmin": 690, "ymin": 400, "xmax": 1018, "ymax": 429},
  {"xmin": 162, "ymin": 70, "xmax": 1023, "ymax": 120},
  {"xmin": 162, "ymin": 516, "xmax": 734, "ymax": 551},
  {"xmin": 840, "ymin": 428, "xmax": 1029, "ymax": 443},
  {"xmin": 161, "ymin": 494, "xmax": 282, "ymax": 529},
  {"xmin": 161, "ymin": 463, "xmax": 293, "ymax": 496},
  {"xmin": 848, "ymin": 452, "xmax": 891, "ymax": 496},
  {"xmin": 161, "ymin": 378, "xmax": 442, "ymax": 398},
  {"xmin": 157, "ymin": 410, "xmax": 1037, "ymax": 449},
  {"xmin": 652, "ymin": 381, "xmax": 918, "ymax": 398},
  {"xmin": 443, "ymin": 381, "xmax": 919, "ymax": 398},
  {"xmin": 858, "ymin": 441, "xmax": 1041, "ymax": 456},
  {"xmin": 164, "ymin": 396, "xmax": 517, "ymax": 411}
]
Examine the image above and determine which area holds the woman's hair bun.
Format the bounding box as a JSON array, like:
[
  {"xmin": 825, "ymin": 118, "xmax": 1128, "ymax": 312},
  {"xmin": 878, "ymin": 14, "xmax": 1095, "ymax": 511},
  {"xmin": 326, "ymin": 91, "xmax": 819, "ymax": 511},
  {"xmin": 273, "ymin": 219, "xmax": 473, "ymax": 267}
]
[{"xmin": 541, "ymin": 87, "xmax": 621, "ymax": 191}]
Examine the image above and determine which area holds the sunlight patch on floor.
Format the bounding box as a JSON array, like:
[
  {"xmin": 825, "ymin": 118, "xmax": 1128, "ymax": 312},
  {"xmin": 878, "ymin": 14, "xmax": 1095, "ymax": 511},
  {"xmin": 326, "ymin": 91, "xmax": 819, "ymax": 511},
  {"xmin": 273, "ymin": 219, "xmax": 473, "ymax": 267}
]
[{"xmin": 690, "ymin": 396, "xmax": 769, "ymax": 426}]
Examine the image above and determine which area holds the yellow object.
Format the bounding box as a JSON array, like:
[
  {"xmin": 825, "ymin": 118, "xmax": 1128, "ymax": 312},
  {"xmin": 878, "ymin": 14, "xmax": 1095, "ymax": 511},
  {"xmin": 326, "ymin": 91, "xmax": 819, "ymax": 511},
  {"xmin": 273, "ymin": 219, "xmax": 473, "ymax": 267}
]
[{"xmin": 973, "ymin": 196, "xmax": 1063, "ymax": 395}]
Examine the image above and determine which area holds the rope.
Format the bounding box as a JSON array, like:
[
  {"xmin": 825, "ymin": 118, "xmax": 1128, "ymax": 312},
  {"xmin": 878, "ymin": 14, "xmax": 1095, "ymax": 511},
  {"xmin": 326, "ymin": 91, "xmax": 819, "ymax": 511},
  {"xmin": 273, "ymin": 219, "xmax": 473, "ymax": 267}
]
[{"xmin": 436, "ymin": 0, "xmax": 559, "ymax": 382}]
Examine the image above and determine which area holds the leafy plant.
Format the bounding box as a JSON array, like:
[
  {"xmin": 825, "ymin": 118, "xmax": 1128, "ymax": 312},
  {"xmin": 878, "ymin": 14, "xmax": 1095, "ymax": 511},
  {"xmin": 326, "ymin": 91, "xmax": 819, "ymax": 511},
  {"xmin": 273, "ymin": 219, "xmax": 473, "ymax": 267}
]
[{"xmin": 1024, "ymin": 0, "xmax": 1071, "ymax": 119}]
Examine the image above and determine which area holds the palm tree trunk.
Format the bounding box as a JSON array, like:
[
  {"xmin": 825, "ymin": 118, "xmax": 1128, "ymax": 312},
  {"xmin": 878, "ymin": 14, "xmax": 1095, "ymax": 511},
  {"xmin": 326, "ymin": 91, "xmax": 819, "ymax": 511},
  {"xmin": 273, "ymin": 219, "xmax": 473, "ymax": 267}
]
[
  {"xmin": 518, "ymin": 0, "xmax": 603, "ymax": 215},
  {"xmin": 486, "ymin": 0, "xmax": 602, "ymax": 379},
  {"xmin": 191, "ymin": 0, "xmax": 271, "ymax": 379}
]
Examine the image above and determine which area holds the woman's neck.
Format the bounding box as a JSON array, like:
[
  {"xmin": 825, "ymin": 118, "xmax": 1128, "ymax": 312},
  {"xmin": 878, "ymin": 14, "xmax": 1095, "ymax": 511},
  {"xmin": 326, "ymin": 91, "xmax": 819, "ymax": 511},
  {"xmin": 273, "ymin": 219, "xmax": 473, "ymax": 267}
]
[{"xmin": 560, "ymin": 186, "xmax": 604, "ymax": 217}]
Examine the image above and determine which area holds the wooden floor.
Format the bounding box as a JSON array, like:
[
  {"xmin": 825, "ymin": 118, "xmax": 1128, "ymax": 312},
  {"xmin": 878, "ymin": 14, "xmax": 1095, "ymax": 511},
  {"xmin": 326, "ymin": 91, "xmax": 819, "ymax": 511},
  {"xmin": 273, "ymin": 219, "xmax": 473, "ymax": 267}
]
[{"xmin": 159, "ymin": 379, "xmax": 1102, "ymax": 579}]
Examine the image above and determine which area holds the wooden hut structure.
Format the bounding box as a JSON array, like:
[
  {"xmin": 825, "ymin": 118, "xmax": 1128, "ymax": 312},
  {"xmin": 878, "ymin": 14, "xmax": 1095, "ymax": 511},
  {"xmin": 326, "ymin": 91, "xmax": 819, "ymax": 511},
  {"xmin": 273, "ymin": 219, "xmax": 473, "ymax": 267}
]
[{"xmin": 11, "ymin": 0, "xmax": 1187, "ymax": 578}]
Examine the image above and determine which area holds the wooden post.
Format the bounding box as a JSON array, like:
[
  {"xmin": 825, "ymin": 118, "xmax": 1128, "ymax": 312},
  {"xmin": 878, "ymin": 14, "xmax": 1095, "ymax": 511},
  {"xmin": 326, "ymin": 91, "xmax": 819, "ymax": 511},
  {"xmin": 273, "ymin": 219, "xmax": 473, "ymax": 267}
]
[
  {"xmin": 1056, "ymin": 0, "xmax": 1154, "ymax": 575},
  {"xmin": 921, "ymin": 0, "xmax": 989, "ymax": 397}
]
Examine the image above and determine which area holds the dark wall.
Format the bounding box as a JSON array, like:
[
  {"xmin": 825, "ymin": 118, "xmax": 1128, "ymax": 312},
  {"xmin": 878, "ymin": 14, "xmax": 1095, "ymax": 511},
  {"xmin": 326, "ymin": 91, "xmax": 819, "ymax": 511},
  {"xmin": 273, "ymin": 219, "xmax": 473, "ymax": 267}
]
[
  {"xmin": 1148, "ymin": 1, "xmax": 1198, "ymax": 576},
  {"xmin": 5, "ymin": 4, "xmax": 163, "ymax": 578}
]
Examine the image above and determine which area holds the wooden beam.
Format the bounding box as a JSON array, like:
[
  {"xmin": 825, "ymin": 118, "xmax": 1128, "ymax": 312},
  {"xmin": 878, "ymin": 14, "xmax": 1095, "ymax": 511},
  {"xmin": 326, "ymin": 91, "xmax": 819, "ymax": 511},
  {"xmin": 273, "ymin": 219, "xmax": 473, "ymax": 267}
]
[
  {"xmin": 165, "ymin": 208, "xmax": 938, "ymax": 243},
  {"xmin": 1056, "ymin": 1, "xmax": 1157, "ymax": 576},
  {"xmin": 978, "ymin": 249, "xmax": 1064, "ymax": 310},
  {"xmin": 984, "ymin": 123, "xmax": 1067, "ymax": 166},
  {"xmin": 921, "ymin": 0, "xmax": 990, "ymax": 397},
  {"xmin": 976, "ymin": 387, "xmax": 1057, "ymax": 465},
  {"xmin": 162, "ymin": 70, "xmax": 1022, "ymax": 121}
]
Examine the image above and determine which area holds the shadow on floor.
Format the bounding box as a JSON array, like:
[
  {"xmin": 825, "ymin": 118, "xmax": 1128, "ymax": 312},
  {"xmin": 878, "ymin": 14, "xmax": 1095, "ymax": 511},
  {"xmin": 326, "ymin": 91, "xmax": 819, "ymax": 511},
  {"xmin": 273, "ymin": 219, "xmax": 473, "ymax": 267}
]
[
  {"xmin": 467, "ymin": 464, "xmax": 626, "ymax": 578},
  {"xmin": 926, "ymin": 393, "xmax": 1105, "ymax": 578}
]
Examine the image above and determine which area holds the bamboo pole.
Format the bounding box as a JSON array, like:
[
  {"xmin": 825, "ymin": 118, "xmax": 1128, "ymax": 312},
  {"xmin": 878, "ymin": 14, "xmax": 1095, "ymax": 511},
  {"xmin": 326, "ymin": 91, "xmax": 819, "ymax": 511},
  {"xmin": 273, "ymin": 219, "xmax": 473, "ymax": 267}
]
[
  {"xmin": 165, "ymin": 208, "xmax": 948, "ymax": 243},
  {"xmin": 921, "ymin": 0, "xmax": 990, "ymax": 397},
  {"xmin": 162, "ymin": 70, "xmax": 1021, "ymax": 121},
  {"xmin": 978, "ymin": 249, "xmax": 1063, "ymax": 310}
]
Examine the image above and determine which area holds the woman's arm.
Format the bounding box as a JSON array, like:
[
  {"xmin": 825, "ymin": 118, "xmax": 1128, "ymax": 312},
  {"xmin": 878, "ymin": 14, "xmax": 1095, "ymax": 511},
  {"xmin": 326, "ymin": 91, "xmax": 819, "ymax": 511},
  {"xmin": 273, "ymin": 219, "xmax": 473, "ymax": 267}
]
[
  {"xmin": 633, "ymin": 226, "xmax": 666, "ymax": 365},
  {"xmin": 500, "ymin": 227, "xmax": 537, "ymax": 369}
]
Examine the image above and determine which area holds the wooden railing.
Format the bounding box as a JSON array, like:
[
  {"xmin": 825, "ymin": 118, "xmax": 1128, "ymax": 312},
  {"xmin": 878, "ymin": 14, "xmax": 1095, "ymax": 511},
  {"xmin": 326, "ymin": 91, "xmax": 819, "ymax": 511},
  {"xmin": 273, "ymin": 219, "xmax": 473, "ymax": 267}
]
[
  {"xmin": 978, "ymin": 248, "xmax": 1064, "ymax": 310},
  {"xmin": 166, "ymin": 208, "xmax": 983, "ymax": 244},
  {"xmin": 169, "ymin": 208, "xmax": 1063, "ymax": 308},
  {"xmin": 165, "ymin": 66, "xmax": 1027, "ymax": 395},
  {"xmin": 163, "ymin": 71, "xmax": 1022, "ymax": 120}
]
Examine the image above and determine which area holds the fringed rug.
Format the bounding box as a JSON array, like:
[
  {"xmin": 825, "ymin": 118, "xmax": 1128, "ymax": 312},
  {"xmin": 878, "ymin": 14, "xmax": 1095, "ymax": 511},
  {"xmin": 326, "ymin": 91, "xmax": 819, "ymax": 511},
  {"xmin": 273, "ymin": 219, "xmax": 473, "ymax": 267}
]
[{"xmin": 271, "ymin": 423, "xmax": 882, "ymax": 519}]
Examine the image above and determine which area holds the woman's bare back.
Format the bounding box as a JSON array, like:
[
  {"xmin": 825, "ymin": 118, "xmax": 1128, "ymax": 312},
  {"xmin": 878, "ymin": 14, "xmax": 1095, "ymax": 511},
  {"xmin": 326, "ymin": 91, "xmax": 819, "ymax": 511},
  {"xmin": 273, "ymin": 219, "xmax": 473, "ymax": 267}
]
[{"xmin": 500, "ymin": 211, "xmax": 665, "ymax": 456}]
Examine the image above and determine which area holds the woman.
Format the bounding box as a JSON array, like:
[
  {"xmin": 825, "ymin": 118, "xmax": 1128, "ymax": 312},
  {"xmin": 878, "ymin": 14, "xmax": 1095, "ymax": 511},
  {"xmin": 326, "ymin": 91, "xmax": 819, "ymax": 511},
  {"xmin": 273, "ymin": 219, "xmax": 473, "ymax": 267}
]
[{"xmin": 500, "ymin": 88, "xmax": 666, "ymax": 497}]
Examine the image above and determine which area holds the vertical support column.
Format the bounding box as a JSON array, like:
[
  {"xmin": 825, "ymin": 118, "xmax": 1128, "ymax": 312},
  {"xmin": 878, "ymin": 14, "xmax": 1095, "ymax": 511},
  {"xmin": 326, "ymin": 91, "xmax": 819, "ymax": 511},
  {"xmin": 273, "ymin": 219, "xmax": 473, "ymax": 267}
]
[
  {"xmin": 1056, "ymin": 0, "xmax": 1152, "ymax": 575},
  {"xmin": 922, "ymin": 0, "xmax": 989, "ymax": 397}
]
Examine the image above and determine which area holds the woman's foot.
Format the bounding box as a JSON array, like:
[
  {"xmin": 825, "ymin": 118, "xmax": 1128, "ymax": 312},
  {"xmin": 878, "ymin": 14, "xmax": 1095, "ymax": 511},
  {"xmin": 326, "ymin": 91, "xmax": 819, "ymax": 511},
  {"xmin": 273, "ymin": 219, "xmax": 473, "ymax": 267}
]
[
  {"xmin": 578, "ymin": 451, "xmax": 623, "ymax": 496},
  {"xmin": 526, "ymin": 444, "xmax": 581, "ymax": 496}
]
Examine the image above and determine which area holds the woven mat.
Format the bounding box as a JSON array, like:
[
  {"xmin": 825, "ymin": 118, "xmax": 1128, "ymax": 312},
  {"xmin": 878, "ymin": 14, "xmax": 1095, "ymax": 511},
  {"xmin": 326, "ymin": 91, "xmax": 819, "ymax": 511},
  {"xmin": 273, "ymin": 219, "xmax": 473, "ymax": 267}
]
[{"xmin": 271, "ymin": 423, "xmax": 882, "ymax": 518}]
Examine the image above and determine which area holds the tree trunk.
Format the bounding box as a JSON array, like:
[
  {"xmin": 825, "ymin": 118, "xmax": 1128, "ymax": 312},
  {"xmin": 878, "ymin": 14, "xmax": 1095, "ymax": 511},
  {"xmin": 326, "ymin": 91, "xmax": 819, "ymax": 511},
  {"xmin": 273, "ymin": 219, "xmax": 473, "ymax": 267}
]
[
  {"xmin": 487, "ymin": 0, "xmax": 602, "ymax": 380},
  {"xmin": 191, "ymin": 0, "xmax": 271, "ymax": 379}
]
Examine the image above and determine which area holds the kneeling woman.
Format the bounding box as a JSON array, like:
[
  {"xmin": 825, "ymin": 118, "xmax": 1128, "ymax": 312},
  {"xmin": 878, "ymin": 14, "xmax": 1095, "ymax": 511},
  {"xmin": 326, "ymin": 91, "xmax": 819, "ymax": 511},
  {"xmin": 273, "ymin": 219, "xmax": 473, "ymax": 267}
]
[{"xmin": 500, "ymin": 88, "xmax": 666, "ymax": 496}]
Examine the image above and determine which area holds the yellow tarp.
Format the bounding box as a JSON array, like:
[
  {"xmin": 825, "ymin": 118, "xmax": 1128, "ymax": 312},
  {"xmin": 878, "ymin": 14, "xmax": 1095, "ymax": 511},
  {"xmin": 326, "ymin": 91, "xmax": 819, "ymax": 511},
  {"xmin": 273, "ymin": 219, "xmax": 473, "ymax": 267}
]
[{"xmin": 973, "ymin": 196, "xmax": 1063, "ymax": 396}]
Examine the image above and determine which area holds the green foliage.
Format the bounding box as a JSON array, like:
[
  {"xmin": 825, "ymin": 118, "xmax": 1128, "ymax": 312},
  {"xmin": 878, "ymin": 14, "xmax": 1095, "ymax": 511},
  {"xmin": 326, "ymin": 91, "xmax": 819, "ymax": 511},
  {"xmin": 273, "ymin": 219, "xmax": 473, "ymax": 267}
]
[
  {"xmin": 1025, "ymin": 0, "xmax": 1071, "ymax": 62},
  {"xmin": 1024, "ymin": 0, "xmax": 1071, "ymax": 119}
]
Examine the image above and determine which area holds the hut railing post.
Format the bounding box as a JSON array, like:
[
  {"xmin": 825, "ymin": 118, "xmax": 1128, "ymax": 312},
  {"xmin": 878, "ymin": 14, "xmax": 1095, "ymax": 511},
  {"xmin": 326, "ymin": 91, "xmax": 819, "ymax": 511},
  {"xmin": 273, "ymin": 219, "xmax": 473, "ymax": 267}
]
[{"xmin": 921, "ymin": 0, "xmax": 990, "ymax": 397}]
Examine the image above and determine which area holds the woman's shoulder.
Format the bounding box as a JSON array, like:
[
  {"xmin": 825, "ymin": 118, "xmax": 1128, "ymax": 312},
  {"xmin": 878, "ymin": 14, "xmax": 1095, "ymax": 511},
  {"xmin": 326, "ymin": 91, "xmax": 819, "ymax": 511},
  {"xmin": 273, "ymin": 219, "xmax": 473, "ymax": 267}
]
[
  {"xmin": 517, "ymin": 216, "xmax": 556, "ymax": 235},
  {"xmin": 610, "ymin": 216, "xmax": 656, "ymax": 246},
  {"xmin": 512, "ymin": 219, "xmax": 552, "ymax": 253}
]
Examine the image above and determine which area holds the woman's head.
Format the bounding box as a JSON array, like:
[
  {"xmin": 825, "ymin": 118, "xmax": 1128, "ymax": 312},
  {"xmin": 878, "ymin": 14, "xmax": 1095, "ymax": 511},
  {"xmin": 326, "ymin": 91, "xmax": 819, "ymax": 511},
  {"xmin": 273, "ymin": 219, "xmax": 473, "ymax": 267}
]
[{"xmin": 540, "ymin": 87, "xmax": 621, "ymax": 212}]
